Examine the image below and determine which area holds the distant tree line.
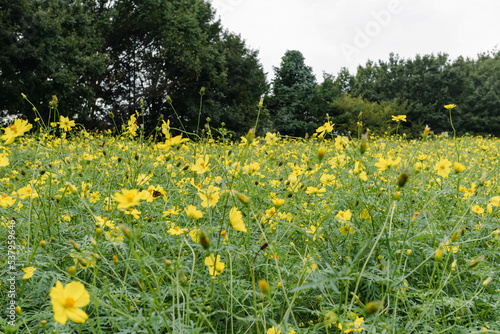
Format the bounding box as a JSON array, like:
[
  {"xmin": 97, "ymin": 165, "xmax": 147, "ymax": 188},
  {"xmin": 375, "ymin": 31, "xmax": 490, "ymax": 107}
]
[
  {"xmin": 1, "ymin": 0, "xmax": 499, "ymax": 138},
  {"xmin": 269, "ymin": 50, "xmax": 500, "ymax": 137},
  {"xmin": 0, "ymin": 0, "xmax": 268, "ymax": 136}
]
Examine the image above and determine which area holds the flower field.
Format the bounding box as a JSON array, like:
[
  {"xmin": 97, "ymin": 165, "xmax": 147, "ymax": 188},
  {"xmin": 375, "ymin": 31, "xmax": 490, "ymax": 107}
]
[{"xmin": 1, "ymin": 116, "xmax": 499, "ymax": 333}]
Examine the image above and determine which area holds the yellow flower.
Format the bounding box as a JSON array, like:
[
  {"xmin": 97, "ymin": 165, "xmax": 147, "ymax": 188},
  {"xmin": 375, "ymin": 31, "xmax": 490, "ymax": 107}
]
[
  {"xmin": 471, "ymin": 205, "xmax": 484, "ymax": 214},
  {"xmin": 191, "ymin": 156, "xmax": 210, "ymax": 174},
  {"xmin": 374, "ymin": 156, "xmax": 401, "ymax": 171},
  {"xmin": 185, "ymin": 205, "xmax": 203, "ymax": 219},
  {"xmin": 315, "ymin": 121, "xmax": 334, "ymax": 137},
  {"xmin": 112, "ymin": 189, "xmax": 145, "ymax": 209},
  {"xmin": 453, "ymin": 162, "xmax": 466, "ymax": 173},
  {"xmin": 167, "ymin": 225, "xmax": 188, "ymax": 236},
  {"xmin": 126, "ymin": 114, "xmax": 138, "ymax": 137},
  {"xmin": 490, "ymin": 196, "xmax": 500, "ymax": 207},
  {"xmin": 267, "ymin": 326, "xmax": 281, "ymax": 334},
  {"xmin": 17, "ymin": 184, "xmax": 39, "ymax": 199},
  {"xmin": 58, "ymin": 116, "xmax": 76, "ymax": 131},
  {"xmin": 229, "ymin": 207, "xmax": 247, "ymax": 232},
  {"xmin": 204, "ymin": 253, "xmax": 225, "ymax": 276},
  {"xmin": 434, "ymin": 159, "xmax": 452, "ymax": 178},
  {"xmin": 0, "ymin": 152, "xmax": 9, "ymax": 167},
  {"xmin": 336, "ymin": 209, "xmax": 352, "ymax": 221},
  {"xmin": 95, "ymin": 216, "xmax": 115, "ymax": 229},
  {"xmin": 305, "ymin": 186, "xmax": 326, "ymax": 197},
  {"xmin": 339, "ymin": 221, "xmax": 355, "ymax": 235},
  {"xmin": 198, "ymin": 185, "xmax": 220, "ymax": 208},
  {"xmin": 272, "ymin": 198, "xmax": 285, "ymax": 207},
  {"xmin": 444, "ymin": 104, "xmax": 457, "ymax": 110},
  {"xmin": 1, "ymin": 119, "xmax": 33, "ymax": 144},
  {"xmin": 190, "ymin": 228, "xmax": 200, "ymax": 243},
  {"xmin": 22, "ymin": 267, "xmax": 36, "ymax": 279},
  {"xmin": 0, "ymin": 193, "xmax": 16, "ymax": 208},
  {"xmin": 391, "ymin": 115, "xmax": 406, "ymax": 122},
  {"xmin": 49, "ymin": 281, "xmax": 90, "ymax": 325}
]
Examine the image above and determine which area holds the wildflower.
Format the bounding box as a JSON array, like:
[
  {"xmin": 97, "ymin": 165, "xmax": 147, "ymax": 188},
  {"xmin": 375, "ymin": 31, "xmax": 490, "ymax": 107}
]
[
  {"xmin": 95, "ymin": 216, "xmax": 115, "ymax": 229},
  {"xmin": 127, "ymin": 114, "xmax": 138, "ymax": 137},
  {"xmin": 391, "ymin": 115, "xmax": 406, "ymax": 122},
  {"xmin": 167, "ymin": 224, "xmax": 188, "ymax": 236},
  {"xmin": 198, "ymin": 185, "xmax": 220, "ymax": 208},
  {"xmin": 185, "ymin": 205, "xmax": 203, "ymax": 219},
  {"xmin": 17, "ymin": 184, "xmax": 39, "ymax": 199},
  {"xmin": 316, "ymin": 121, "xmax": 334, "ymax": 138},
  {"xmin": 339, "ymin": 221, "xmax": 355, "ymax": 235},
  {"xmin": 305, "ymin": 186, "xmax": 326, "ymax": 197},
  {"xmin": 124, "ymin": 208, "xmax": 141, "ymax": 219},
  {"xmin": 471, "ymin": 205, "xmax": 484, "ymax": 214},
  {"xmin": 336, "ymin": 210, "xmax": 352, "ymax": 221},
  {"xmin": 338, "ymin": 314, "xmax": 365, "ymax": 333},
  {"xmin": 259, "ymin": 279, "xmax": 270, "ymax": 294},
  {"xmin": 267, "ymin": 326, "xmax": 281, "ymax": 334},
  {"xmin": 58, "ymin": 116, "xmax": 76, "ymax": 131},
  {"xmin": 112, "ymin": 189, "xmax": 145, "ymax": 209},
  {"xmin": 22, "ymin": 267, "xmax": 36, "ymax": 279},
  {"xmin": 0, "ymin": 193, "xmax": 16, "ymax": 208},
  {"xmin": 204, "ymin": 254, "xmax": 225, "ymax": 276},
  {"xmin": 453, "ymin": 162, "xmax": 466, "ymax": 173},
  {"xmin": 189, "ymin": 228, "xmax": 200, "ymax": 243},
  {"xmin": 444, "ymin": 104, "xmax": 457, "ymax": 110},
  {"xmin": 191, "ymin": 156, "xmax": 210, "ymax": 174},
  {"xmin": 272, "ymin": 198, "xmax": 285, "ymax": 207},
  {"xmin": 434, "ymin": 159, "xmax": 452, "ymax": 178},
  {"xmin": 49, "ymin": 281, "xmax": 90, "ymax": 325},
  {"xmin": 229, "ymin": 207, "xmax": 247, "ymax": 232},
  {"xmin": 375, "ymin": 156, "xmax": 401, "ymax": 171},
  {"xmin": 0, "ymin": 152, "xmax": 9, "ymax": 167},
  {"xmin": 490, "ymin": 196, "xmax": 500, "ymax": 207},
  {"xmin": 1, "ymin": 119, "xmax": 33, "ymax": 144}
]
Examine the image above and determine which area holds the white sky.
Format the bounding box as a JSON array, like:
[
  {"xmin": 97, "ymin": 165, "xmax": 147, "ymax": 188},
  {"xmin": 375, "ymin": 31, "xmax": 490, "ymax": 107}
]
[{"xmin": 212, "ymin": 0, "xmax": 500, "ymax": 82}]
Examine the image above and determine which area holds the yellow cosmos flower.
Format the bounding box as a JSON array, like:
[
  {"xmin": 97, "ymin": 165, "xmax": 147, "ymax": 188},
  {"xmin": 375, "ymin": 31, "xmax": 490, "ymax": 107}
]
[
  {"xmin": 49, "ymin": 281, "xmax": 90, "ymax": 325},
  {"xmin": 305, "ymin": 186, "xmax": 326, "ymax": 197},
  {"xmin": 471, "ymin": 205, "xmax": 484, "ymax": 214},
  {"xmin": 0, "ymin": 152, "xmax": 9, "ymax": 167},
  {"xmin": 444, "ymin": 104, "xmax": 457, "ymax": 110},
  {"xmin": 198, "ymin": 185, "xmax": 220, "ymax": 208},
  {"xmin": 185, "ymin": 205, "xmax": 203, "ymax": 219},
  {"xmin": 315, "ymin": 121, "xmax": 334, "ymax": 137},
  {"xmin": 434, "ymin": 159, "xmax": 452, "ymax": 178},
  {"xmin": 22, "ymin": 267, "xmax": 36, "ymax": 279},
  {"xmin": 167, "ymin": 225, "xmax": 188, "ymax": 236},
  {"xmin": 229, "ymin": 207, "xmax": 247, "ymax": 232},
  {"xmin": 17, "ymin": 185, "xmax": 39, "ymax": 199},
  {"xmin": 453, "ymin": 162, "xmax": 466, "ymax": 173},
  {"xmin": 375, "ymin": 156, "xmax": 401, "ymax": 171},
  {"xmin": 1, "ymin": 118, "xmax": 33, "ymax": 144},
  {"xmin": 204, "ymin": 254, "xmax": 225, "ymax": 276},
  {"xmin": 58, "ymin": 116, "xmax": 76, "ymax": 131},
  {"xmin": 267, "ymin": 326, "xmax": 281, "ymax": 334},
  {"xmin": 391, "ymin": 115, "xmax": 406, "ymax": 122},
  {"xmin": 191, "ymin": 156, "xmax": 210, "ymax": 174},
  {"xmin": 112, "ymin": 189, "xmax": 145, "ymax": 209},
  {"xmin": 336, "ymin": 209, "xmax": 352, "ymax": 221},
  {"xmin": 0, "ymin": 193, "xmax": 16, "ymax": 208},
  {"xmin": 339, "ymin": 221, "xmax": 355, "ymax": 235},
  {"xmin": 490, "ymin": 196, "xmax": 500, "ymax": 207}
]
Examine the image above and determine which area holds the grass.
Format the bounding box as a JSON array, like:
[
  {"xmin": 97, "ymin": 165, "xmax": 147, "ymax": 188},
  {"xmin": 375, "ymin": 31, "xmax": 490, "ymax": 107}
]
[{"xmin": 0, "ymin": 112, "xmax": 499, "ymax": 334}]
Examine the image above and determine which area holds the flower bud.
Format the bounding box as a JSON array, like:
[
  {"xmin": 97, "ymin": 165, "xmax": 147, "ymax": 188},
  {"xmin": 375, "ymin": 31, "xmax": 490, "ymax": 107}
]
[
  {"xmin": 468, "ymin": 255, "xmax": 485, "ymax": 269},
  {"xmin": 364, "ymin": 300, "xmax": 383, "ymax": 315},
  {"xmin": 73, "ymin": 243, "xmax": 80, "ymax": 251},
  {"xmin": 259, "ymin": 279, "xmax": 270, "ymax": 295},
  {"xmin": 398, "ymin": 173, "xmax": 409, "ymax": 189},
  {"xmin": 199, "ymin": 232, "xmax": 210, "ymax": 250},
  {"xmin": 113, "ymin": 254, "xmax": 118, "ymax": 265},
  {"xmin": 15, "ymin": 306, "xmax": 22, "ymax": 315},
  {"xmin": 68, "ymin": 266, "xmax": 77, "ymax": 276},
  {"xmin": 163, "ymin": 258, "xmax": 172, "ymax": 269},
  {"xmin": 40, "ymin": 240, "xmax": 46, "ymax": 248},
  {"xmin": 423, "ymin": 125, "xmax": 430, "ymax": 140},
  {"xmin": 318, "ymin": 147, "xmax": 326, "ymax": 161},
  {"xmin": 238, "ymin": 193, "xmax": 250, "ymax": 205},
  {"xmin": 483, "ymin": 277, "xmax": 493, "ymax": 287},
  {"xmin": 96, "ymin": 227, "xmax": 103, "ymax": 238},
  {"xmin": 435, "ymin": 248, "xmax": 443, "ymax": 261}
]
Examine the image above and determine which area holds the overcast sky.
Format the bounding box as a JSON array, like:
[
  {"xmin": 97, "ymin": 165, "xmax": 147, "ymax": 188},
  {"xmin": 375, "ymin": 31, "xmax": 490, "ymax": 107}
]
[{"xmin": 212, "ymin": 0, "xmax": 500, "ymax": 81}]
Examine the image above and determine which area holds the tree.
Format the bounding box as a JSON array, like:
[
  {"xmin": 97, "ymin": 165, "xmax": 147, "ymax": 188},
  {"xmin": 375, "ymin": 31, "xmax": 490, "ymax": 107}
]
[{"xmin": 268, "ymin": 50, "xmax": 317, "ymax": 137}]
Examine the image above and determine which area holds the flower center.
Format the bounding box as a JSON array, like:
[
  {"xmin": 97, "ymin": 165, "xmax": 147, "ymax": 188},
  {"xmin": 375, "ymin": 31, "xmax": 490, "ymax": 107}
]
[
  {"xmin": 125, "ymin": 193, "xmax": 135, "ymax": 202},
  {"xmin": 10, "ymin": 125, "xmax": 17, "ymax": 132},
  {"xmin": 65, "ymin": 297, "xmax": 75, "ymax": 307}
]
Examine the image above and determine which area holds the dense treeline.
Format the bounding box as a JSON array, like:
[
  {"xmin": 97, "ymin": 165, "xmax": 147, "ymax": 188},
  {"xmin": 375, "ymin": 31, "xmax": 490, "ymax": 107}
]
[
  {"xmin": 269, "ymin": 50, "xmax": 500, "ymax": 137},
  {"xmin": 1, "ymin": 0, "xmax": 499, "ymax": 137},
  {"xmin": 0, "ymin": 0, "xmax": 268, "ymax": 136}
]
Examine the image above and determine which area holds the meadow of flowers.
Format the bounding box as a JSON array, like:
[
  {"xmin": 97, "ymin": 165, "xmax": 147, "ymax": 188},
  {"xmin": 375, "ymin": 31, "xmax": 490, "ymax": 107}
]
[{"xmin": 1, "ymin": 103, "xmax": 499, "ymax": 333}]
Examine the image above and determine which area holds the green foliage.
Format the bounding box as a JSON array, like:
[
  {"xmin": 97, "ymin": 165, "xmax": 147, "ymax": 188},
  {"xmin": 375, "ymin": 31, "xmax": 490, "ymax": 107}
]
[
  {"xmin": 268, "ymin": 50, "xmax": 317, "ymax": 137},
  {"xmin": 330, "ymin": 95, "xmax": 410, "ymax": 136}
]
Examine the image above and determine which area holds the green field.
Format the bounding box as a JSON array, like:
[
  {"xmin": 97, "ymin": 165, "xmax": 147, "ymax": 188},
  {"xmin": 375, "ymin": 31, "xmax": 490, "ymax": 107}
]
[{"xmin": 1, "ymin": 117, "xmax": 499, "ymax": 333}]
